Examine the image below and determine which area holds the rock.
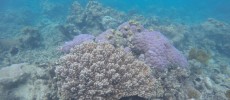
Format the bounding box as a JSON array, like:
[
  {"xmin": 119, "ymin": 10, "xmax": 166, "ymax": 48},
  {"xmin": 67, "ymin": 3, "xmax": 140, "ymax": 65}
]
[
  {"xmin": 0, "ymin": 63, "xmax": 29, "ymax": 86},
  {"xmin": 0, "ymin": 63, "xmax": 54, "ymax": 100},
  {"xmin": 204, "ymin": 77, "xmax": 213, "ymax": 90}
]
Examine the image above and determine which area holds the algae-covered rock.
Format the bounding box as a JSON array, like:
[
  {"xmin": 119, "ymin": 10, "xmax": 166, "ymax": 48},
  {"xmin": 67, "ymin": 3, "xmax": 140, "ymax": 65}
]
[
  {"xmin": 225, "ymin": 90, "xmax": 230, "ymax": 99},
  {"xmin": 0, "ymin": 63, "xmax": 54, "ymax": 100}
]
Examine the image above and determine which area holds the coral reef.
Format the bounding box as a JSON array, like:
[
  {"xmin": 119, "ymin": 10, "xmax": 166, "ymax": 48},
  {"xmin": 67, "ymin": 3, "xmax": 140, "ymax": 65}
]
[
  {"xmin": 59, "ymin": 1, "xmax": 126, "ymax": 38},
  {"xmin": 0, "ymin": 27, "xmax": 42, "ymax": 51},
  {"xmin": 101, "ymin": 16, "xmax": 118, "ymax": 29},
  {"xmin": 148, "ymin": 22, "xmax": 189, "ymax": 48},
  {"xmin": 0, "ymin": 63, "xmax": 55, "ymax": 100},
  {"xmin": 132, "ymin": 31, "xmax": 188, "ymax": 70},
  {"xmin": 186, "ymin": 18, "xmax": 230, "ymax": 57},
  {"xmin": 201, "ymin": 18, "xmax": 230, "ymax": 56},
  {"xmin": 152, "ymin": 65, "xmax": 189, "ymax": 99},
  {"xmin": 0, "ymin": 23, "xmax": 62, "ymax": 67},
  {"xmin": 0, "ymin": 26, "xmax": 44, "ymax": 66},
  {"xmin": 95, "ymin": 21, "xmax": 144, "ymax": 48},
  {"xmin": 41, "ymin": 0, "xmax": 67, "ymax": 20},
  {"xmin": 1, "ymin": 0, "xmax": 230, "ymax": 99},
  {"xmin": 19, "ymin": 27, "xmax": 43, "ymax": 49},
  {"xmin": 96, "ymin": 21, "xmax": 188, "ymax": 70},
  {"xmin": 187, "ymin": 59, "xmax": 230, "ymax": 100},
  {"xmin": 225, "ymin": 90, "xmax": 230, "ymax": 99},
  {"xmin": 56, "ymin": 22, "xmax": 192, "ymax": 99},
  {"xmin": 96, "ymin": 22, "xmax": 132, "ymax": 47},
  {"xmin": 59, "ymin": 34, "xmax": 95, "ymax": 53},
  {"xmin": 186, "ymin": 86, "xmax": 201, "ymax": 99},
  {"xmin": 55, "ymin": 42, "xmax": 155, "ymax": 100},
  {"xmin": 188, "ymin": 48, "xmax": 211, "ymax": 64}
]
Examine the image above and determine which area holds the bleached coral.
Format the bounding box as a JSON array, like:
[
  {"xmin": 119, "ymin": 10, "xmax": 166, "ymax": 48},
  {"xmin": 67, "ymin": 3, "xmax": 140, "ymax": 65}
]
[{"xmin": 55, "ymin": 42, "xmax": 155, "ymax": 100}]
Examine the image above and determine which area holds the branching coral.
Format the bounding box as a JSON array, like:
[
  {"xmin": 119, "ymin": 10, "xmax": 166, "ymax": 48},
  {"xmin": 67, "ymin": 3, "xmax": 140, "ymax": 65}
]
[{"xmin": 55, "ymin": 42, "xmax": 155, "ymax": 100}]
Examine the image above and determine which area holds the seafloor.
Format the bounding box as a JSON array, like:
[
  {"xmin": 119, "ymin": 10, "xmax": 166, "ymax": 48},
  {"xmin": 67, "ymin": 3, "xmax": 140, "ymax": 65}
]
[{"xmin": 0, "ymin": 1, "xmax": 230, "ymax": 100}]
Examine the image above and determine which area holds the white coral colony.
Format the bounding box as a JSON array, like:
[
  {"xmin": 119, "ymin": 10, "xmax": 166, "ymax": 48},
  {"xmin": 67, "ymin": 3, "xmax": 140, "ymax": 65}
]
[{"xmin": 55, "ymin": 42, "xmax": 155, "ymax": 100}]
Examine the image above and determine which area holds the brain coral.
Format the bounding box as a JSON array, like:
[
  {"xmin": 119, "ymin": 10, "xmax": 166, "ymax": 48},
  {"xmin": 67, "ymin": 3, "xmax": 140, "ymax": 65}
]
[
  {"xmin": 55, "ymin": 42, "xmax": 155, "ymax": 100},
  {"xmin": 132, "ymin": 31, "xmax": 188, "ymax": 70}
]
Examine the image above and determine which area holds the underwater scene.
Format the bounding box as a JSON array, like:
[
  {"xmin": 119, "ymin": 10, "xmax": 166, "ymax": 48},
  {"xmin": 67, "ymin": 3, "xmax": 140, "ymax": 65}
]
[{"xmin": 0, "ymin": 0, "xmax": 230, "ymax": 100}]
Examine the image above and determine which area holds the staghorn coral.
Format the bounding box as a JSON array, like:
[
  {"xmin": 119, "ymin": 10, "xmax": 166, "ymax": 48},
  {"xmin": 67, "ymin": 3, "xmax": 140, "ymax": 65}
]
[{"xmin": 55, "ymin": 42, "xmax": 155, "ymax": 100}]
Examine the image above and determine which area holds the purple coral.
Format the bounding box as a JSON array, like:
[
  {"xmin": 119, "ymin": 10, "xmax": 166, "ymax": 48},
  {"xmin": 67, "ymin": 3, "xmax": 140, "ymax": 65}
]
[
  {"xmin": 117, "ymin": 21, "xmax": 145, "ymax": 35},
  {"xmin": 132, "ymin": 31, "xmax": 188, "ymax": 70},
  {"xmin": 60, "ymin": 34, "xmax": 94, "ymax": 53},
  {"xmin": 95, "ymin": 29, "xmax": 114, "ymax": 43},
  {"xmin": 94, "ymin": 21, "xmax": 188, "ymax": 70}
]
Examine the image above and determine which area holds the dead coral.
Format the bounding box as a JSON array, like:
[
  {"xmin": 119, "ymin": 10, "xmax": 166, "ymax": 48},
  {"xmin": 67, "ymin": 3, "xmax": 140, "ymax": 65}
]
[
  {"xmin": 0, "ymin": 27, "xmax": 42, "ymax": 52},
  {"xmin": 19, "ymin": 27, "xmax": 43, "ymax": 49},
  {"xmin": 188, "ymin": 48, "xmax": 210, "ymax": 64},
  {"xmin": 225, "ymin": 90, "xmax": 230, "ymax": 99},
  {"xmin": 186, "ymin": 87, "xmax": 201, "ymax": 99},
  {"xmin": 60, "ymin": 1, "xmax": 125, "ymax": 38}
]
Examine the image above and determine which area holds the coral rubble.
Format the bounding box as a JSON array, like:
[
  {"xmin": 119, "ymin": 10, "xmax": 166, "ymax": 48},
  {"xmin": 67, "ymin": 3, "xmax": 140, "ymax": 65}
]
[
  {"xmin": 0, "ymin": 63, "xmax": 54, "ymax": 100},
  {"xmin": 59, "ymin": 1, "xmax": 125, "ymax": 38},
  {"xmin": 188, "ymin": 48, "xmax": 210, "ymax": 64}
]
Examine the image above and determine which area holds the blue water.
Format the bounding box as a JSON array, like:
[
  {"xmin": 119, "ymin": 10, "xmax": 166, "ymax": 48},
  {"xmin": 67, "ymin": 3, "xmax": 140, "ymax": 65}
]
[
  {"xmin": 1, "ymin": 0, "xmax": 230, "ymax": 24},
  {"xmin": 101, "ymin": 0, "xmax": 230, "ymax": 23}
]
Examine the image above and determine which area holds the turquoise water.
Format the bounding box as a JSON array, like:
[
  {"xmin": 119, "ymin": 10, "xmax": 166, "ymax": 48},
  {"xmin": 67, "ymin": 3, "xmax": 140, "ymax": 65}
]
[
  {"xmin": 0, "ymin": 0, "xmax": 230, "ymax": 100},
  {"xmin": 1, "ymin": 0, "xmax": 230, "ymax": 24},
  {"xmin": 102, "ymin": 0, "xmax": 230, "ymax": 23}
]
